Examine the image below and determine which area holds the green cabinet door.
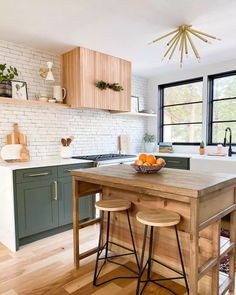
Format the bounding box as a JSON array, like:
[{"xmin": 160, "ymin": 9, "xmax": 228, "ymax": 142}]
[
  {"xmin": 16, "ymin": 180, "xmax": 59, "ymax": 238},
  {"xmin": 58, "ymin": 177, "xmax": 95, "ymax": 226}
]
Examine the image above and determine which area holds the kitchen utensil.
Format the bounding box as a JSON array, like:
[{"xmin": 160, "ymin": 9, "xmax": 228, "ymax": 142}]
[
  {"xmin": 66, "ymin": 138, "xmax": 72, "ymax": 146},
  {"xmin": 131, "ymin": 163, "xmax": 165, "ymax": 174},
  {"xmin": 53, "ymin": 85, "xmax": 66, "ymax": 103},
  {"xmin": 6, "ymin": 123, "xmax": 27, "ymax": 145},
  {"xmin": 0, "ymin": 144, "xmax": 22, "ymax": 161},
  {"xmin": 19, "ymin": 144, "xmax": 30, "ymax": 162},
  {"xmin": 61, "ymin": 138, "xmax": 67, "ymax": 147},
  {"xmin": 118, "ymin": 135, "xmax": 131, "ymax": 154}
]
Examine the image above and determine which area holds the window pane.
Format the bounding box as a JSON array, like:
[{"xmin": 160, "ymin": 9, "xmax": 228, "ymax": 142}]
[
  {"xmin": 213, "ymin": 100, "xmax": 236, "ymax": 121},
  {"xmin": 164, "ymin": 81, "xmax": 202, "ymax": 105},
  {"xmin": 213, "ymin": 75, "xmax": 236, "ymax": 99},
  {"xmin": 212, "ymin": 122, "xmax": 236, "ymax": 144},
  {"xmin": 163, "ymin": 124, "xmax": 202, "ymax": 143},
  {"xmin": 164, "ymin": 103, "xmax": 202, "ymax": 124}
]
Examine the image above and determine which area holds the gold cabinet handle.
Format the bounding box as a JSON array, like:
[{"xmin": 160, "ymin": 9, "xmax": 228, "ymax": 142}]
[{"xmin": 27, "ymin": 172, "xmax": 50, "ymax": 177}]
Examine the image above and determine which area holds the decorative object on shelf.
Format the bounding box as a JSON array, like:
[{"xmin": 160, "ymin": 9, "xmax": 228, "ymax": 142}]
[
  {"xmin": 2, "ymin": 123, "xmax": 30, "ymax": 162},
  {"xmin": 95, "ymin": 80, "xmax": 124, "ymax": 92},
  {"xmin": 53, "ymin": 85, "xmax": 66, "ymax": 103},
  {"xmin": 39, "ymin": 61, "xmax": 54, "ymax": 81},
  {"xmin": 60, "ymin": 136, "xmax": 74, "ymax": 158},
  {"xmin": 131, "ymin": 95, "xmax": 139, "ymax": 113},
  {"xmin": 158, "ymin": 142, "xmax": 173, "ymax": 153},
  {"xmin": 0, "ymin": 64, "xmax": 18, "ymax": 97},
  {"xmin": 144, "ymin": 133, "xmax": 156, "ymax": 153},
  {"xmin": 48, "ymin": 98, "xmax": 56, "ymax": 103},
  {"xmin": 199, "ymin": 141, "xmax": 205, "ymax": 155},
  {"xmin": 11, "ymin": 81, "xmax": 28, "ymax": 100},
  {"xmin": 36, "ymin": 92, "xmax": 48, "ymax": 102},
  {"xmin": 149, "ymin": 24, "xmax": 221, "ymax": 67}
]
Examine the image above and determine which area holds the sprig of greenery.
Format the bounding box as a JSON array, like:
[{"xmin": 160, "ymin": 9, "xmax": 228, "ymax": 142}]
[
  {"xmin": 200, "ymin": 141, "xmax": 205, "ymax": 148},
  {"xmin": 144, "ymin": 133, "xmax": 155, "ymax": 143},
  {"xmin": 95, "ymin": 80, "xmax": 124, "ymax": 92},
  {"xmin": 0, "ymin": 64, "xmax": 18, "ymax": 83}
]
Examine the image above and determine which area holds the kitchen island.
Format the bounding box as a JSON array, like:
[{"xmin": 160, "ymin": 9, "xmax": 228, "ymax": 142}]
[{"xmin": 71, "ymin": 165, "xmax": 236, "ymax": 295}]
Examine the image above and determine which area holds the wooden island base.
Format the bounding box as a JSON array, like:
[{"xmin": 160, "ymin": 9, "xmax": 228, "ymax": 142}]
[{"xmin": 71, "ymin": 165, "xmax": 236, "ymax": 295}]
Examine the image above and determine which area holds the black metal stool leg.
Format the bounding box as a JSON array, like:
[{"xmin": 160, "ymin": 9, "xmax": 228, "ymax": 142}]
[
  {"xmin": 147, "ymin": 226, "xmax": 154, "ymax": 280},
  {"xmin": 93, "ymin": 211, "xmax": 104, "ymax": 285},
  {"xmin": 136, "ymin": 225, "xmax": 148, "ymax": 295},
  {"xmin": 175, "ymin": 225, "xmax": 189, "ymax": 294},
  {"xmin": 126, "ymin": 209, "xmax": 139, "ymax": 269},
  {"xmin": 105, "ymin": 211, "xmax": 111, "ymax": 260}
]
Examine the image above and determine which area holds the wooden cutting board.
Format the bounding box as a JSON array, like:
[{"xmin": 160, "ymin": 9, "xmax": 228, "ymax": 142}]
[
  {"xmin": 118, "ymin": 135, "xmax": 131, "ymax": 154},
  {"xmin": 6, "ymin": 123, "xmax": 27, "ymax": 145}
]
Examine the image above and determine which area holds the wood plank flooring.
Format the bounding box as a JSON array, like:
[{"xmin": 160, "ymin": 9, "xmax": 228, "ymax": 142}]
[{"xmin": 0, "ymin": 225, "xmax": 235, "ymax": 295}]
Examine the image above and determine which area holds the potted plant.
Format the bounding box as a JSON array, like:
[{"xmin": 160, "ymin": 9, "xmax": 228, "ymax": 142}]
[
  {"xmin": 0, "ymin": 64, "xmax": 18, "ymax": 97},
  {"xmin": 199, "ymin": 141, "xmax": 205, "ymax": 155},
  {"xmin": 144, "ymin": 133, "xmax": 156, "ymax": 153}
]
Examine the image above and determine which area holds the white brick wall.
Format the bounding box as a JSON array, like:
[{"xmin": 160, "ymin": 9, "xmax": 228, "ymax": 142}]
[{"xmin": 0, "ymin": 40, "xmax": 148, "ymax": 159}]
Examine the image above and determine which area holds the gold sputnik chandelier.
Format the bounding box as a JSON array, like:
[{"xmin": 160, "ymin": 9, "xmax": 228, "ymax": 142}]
[{"xmin": 150, "ymin": 25, "xmax": 221, "ymax": 67}]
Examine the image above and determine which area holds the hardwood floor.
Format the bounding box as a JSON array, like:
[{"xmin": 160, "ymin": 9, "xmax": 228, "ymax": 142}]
[{"xmin": 0, "ymin": 225, "xmax": 235, "ymax": 295}]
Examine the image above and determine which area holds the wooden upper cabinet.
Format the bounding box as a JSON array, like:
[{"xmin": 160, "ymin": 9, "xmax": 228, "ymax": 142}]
[{"xmin": 61, "ymin": 47, "xmax": 131, "ymax": 111}]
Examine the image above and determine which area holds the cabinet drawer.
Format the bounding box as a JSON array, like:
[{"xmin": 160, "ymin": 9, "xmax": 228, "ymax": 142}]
[
  {"xmin": 160, "ymin": 157, "xmax": 190, "ymax": 170},
  {"xmin": 15, "ymin": 167, "xmax": 57, "ymax": 183},
  {"xmin": 57, "ymin": 163, "xmax": 94, "ymax": 178}
]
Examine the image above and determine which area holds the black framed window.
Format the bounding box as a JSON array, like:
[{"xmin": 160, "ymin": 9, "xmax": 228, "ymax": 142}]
[
  {"xmin": 159, "ymin": 78, "xmax": 203, "ymax": 144},
  {"xmin": 208, "ymin": 71, "xmax": 236, "ymax": 145}
]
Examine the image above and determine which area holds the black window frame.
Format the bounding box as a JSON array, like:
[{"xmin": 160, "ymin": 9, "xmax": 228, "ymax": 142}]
[
  {"xmin": 208, "ymin": 70, "xmax": 236, "ymax": 145},
  {"xmin": 159, "ymin": 77, "xmax": 203, "ymax": 145}
]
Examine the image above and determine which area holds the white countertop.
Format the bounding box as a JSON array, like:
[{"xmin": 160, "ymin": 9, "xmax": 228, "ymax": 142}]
[{"xmin": 0, "ymin": 158, "xmax": 93, "ymax": 170}]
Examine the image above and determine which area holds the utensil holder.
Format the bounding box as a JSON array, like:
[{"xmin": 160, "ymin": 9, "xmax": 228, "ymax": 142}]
[{"xmin": 60, "ymin": 146, "xmax": 72, "ymax": 159}]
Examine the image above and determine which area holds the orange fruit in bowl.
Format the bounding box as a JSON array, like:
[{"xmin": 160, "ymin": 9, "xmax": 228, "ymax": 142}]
[
  {"xmin": 143, "ymin": 162, "xmax": 151, "ymax": 166},
  {"xmin": 135, "ymin": 159, "xmax": 143, "ymax": 166},
  {"xmin": 146, "ymin": 154, "xmax": 156, "ymax": 165},
  {"xmin": 156, "ymin": 158, "xmax": 165, "ymax": 166},
  {"xmin": 139, "ymin": 153, "xmax": 147, "ymax": 162}
]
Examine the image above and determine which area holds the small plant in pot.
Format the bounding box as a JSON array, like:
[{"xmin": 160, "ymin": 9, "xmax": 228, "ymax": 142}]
[
  {"xmin": 0, "ymin": 64, "xmax": 18, "ymax": 97},
  {"xmin": 199, "ymin": 141, "xmax": 205, "ymax": 155},
  {"xmin": 144, "ymin": 133, "xmax": 156, "ymax": 153}
]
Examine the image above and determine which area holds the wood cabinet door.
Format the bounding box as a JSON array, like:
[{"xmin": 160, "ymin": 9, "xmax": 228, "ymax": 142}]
[
  {"xmin": 58, "ymin": 176, "xmax": 95, "ymax": 226},
  {"xmin": 16, "ymin": 180, "xmax": 59, "ymax": 238},
  {"xmin": 119, "ymin": 59, "xmax": 131, "ymax": 111}
]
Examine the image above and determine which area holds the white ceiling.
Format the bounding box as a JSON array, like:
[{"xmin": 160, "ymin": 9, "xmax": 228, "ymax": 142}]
[{"xmin": 1, "ymin": 0, "xmax": 236, "ymax": 77}]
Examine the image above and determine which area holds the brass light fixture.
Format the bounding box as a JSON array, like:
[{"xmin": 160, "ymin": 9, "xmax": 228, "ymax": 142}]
[{"xmin": 150, "ymin": 25, "xmax": 221, "ymax": 67}]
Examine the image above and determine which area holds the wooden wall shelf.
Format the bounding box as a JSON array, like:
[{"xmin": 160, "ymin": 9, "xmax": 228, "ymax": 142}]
[
  {"xmin": 111, "ymin": 111, "xmax": 157, "ymax": 117},
  {"xmin": 0, "ymin": 97, "xmax": 70, "ymax": 109}
]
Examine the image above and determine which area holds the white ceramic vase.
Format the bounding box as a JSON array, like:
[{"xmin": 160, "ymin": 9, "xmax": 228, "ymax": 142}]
[
  {"xmin": 144, "ymin": 142, "xmax": 155, "ymax": 153},
  {"xmin": 60, "ymin": 146, "xmax": 72, "ymax": 159}
]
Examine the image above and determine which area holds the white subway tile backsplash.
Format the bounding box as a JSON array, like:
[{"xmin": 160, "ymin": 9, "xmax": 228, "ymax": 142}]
[{"xmin": 0, "ymin": 40, "xmax": 149, "ymax": 159}]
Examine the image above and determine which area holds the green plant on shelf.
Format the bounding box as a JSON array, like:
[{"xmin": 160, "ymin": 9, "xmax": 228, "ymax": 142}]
[
  {"xmin": 0, "ymin": 64, "xmax": 18, "ymax": 82},
  {"xmin": 200, "ymin": 141, "xmax": 205, "ymax": 149},
  {"xmin": 95, "ymin": 80, "xmax": 124, "ymax": 92}
]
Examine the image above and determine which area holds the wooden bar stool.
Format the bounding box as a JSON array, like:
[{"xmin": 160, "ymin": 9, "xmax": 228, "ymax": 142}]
[
  {"xmin": 93, "ymin": 199, "xmax": 139, "ymax": 286},
  {"xmin": 136, "ymin": 208, "xmax": 189, "ymax": 295}
]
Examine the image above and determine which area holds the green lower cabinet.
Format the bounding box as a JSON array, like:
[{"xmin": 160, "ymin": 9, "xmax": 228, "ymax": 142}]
[
  {"xmin": 58, "ymin": 177, "xmax": 94, "ymax": 226},
  {"xmin": 17, "ymin": 180, "xmax": 59, "ymax": 238}
]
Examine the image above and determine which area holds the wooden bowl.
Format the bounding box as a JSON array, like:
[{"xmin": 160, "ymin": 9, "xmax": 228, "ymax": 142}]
[{"xmin": 131, "ymin": 163, "xmax": 165, "ymax": 174}]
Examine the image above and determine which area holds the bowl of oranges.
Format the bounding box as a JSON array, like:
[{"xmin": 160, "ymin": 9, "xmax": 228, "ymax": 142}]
[{"xmin": 131, "ymin": 154, "xmax": 165, "ymax": 173}]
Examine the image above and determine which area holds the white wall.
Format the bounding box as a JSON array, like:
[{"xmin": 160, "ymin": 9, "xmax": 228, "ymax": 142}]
[
  {"xmin": 0, "ymin": 40, "xmax": 149, "ymax": 159},
  {"xmin": 147, "ymin": 58, "xmax": 236, "ymax": 153}
]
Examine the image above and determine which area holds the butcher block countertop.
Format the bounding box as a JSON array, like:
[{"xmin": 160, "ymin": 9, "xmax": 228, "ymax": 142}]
[{"xmin": 71, "ymin": 164, "xmax": 236, "ymax": 198}]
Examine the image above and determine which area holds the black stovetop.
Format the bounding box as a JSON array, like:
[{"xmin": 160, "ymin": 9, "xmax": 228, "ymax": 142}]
[{"xmin": 72, "ymin": 153, "xmax": 136, "ymax": 162}]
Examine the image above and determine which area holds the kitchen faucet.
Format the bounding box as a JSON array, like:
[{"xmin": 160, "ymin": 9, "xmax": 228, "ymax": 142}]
[{"xmin": 223, "ymin": 127, "xmax": 236, "ymax": 157}]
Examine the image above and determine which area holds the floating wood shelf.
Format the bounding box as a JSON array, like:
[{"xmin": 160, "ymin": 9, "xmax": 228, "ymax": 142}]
[
  {"xmin": 0, "ymin": 97, "xmax": 70, "ymax": 108},
  {"xmin": 111, "ymin": 111, "xmax": 157, "ymax": 117}
]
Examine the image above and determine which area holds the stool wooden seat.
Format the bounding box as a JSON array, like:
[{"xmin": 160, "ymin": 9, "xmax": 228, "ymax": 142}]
[
  {"xmin": 95, "ymin": 199, "xmax": 131, "ymax": 212},
  {"xmin": 136, "ymin": 208, "xmax": 180, "ymax": 227}
]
